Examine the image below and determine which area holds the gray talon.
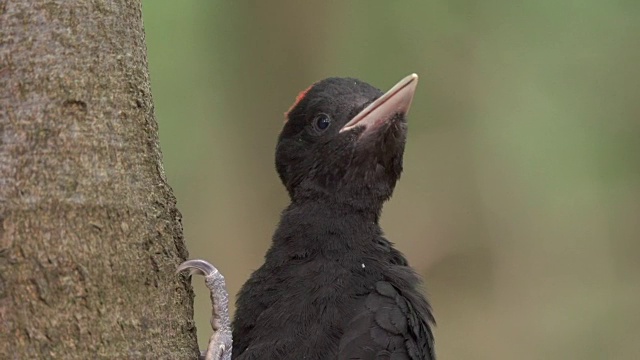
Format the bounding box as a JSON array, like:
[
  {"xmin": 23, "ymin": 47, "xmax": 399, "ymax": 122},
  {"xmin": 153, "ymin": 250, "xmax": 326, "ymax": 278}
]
[{"xmin": 177, "ymin": 259, "xmax": 217, "ymax": 276}]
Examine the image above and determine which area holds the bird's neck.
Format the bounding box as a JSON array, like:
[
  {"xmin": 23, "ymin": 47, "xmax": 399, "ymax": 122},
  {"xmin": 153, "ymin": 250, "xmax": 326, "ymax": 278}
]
[{"xmin": 271, "ymin": 199, "xmax": 383, "ymax": 254}]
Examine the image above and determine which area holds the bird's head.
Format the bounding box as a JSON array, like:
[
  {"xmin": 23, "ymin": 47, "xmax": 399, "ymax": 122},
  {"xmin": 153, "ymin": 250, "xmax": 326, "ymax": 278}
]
[{"xmin": 276, "ymin": 74, "xmax": 418, "ymax": 210}]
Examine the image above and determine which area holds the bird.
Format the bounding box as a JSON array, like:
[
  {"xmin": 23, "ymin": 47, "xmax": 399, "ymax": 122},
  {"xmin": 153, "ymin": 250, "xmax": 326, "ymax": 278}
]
[
  {"xmin": 179, "ymin": 74, "xmax": 435, "ymax": 360},
  {"xmin": 233, "ymin": 73, "xmax": 434, "ymax": 359}
]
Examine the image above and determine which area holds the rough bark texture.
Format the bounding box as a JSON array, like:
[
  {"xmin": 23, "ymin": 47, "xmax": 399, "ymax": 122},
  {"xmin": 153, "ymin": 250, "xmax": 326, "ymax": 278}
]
[{"xmin": 0, "ymin": 1, "xmax": 199, "ymax": 358}]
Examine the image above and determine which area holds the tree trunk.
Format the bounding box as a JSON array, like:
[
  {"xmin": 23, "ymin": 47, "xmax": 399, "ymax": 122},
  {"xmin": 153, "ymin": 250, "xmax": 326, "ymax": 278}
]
[{"xmin": 0, "ymin": 1, "xmax": 199, "ymax": 358}]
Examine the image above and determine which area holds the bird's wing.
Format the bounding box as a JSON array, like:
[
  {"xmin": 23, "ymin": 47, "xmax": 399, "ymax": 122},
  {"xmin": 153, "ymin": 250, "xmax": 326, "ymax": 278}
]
[{"xmin": 338, "ymin": 281, "xmax": 435, "ymax": 360}]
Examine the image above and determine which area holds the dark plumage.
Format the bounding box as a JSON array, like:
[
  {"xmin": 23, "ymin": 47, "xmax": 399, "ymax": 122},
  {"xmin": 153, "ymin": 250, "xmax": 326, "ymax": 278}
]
[{"xmin": 232, "ymin": 74, "xmax": 435, "ymax": 359}]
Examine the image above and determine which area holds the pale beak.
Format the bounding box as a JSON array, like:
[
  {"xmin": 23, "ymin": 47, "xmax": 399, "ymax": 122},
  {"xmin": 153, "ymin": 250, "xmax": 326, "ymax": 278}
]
[{"xmin": 340, "ymin": 73, "xmax": 418, "ymax": 133}]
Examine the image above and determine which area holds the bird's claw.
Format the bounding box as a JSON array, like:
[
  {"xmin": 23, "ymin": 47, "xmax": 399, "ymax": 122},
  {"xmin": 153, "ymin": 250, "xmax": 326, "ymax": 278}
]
[
  {"xmin": 177, "ymin": 259, "xmax": 218, "ymax": 277},
  {"xmin": 178, "ymin": 259, "xmax": 233, "ymax": 360}
]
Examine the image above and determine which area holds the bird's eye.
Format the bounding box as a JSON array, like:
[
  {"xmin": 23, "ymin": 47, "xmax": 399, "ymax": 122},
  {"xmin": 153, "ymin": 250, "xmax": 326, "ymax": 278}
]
[{"xmin": 313, "ymin": 113, "xmax": 331, "ymax": 132}]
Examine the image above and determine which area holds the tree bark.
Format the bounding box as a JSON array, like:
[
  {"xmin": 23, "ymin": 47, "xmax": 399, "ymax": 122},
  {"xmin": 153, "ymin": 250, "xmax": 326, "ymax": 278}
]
[{"xmin": 0, "ymin": 1, "xmax": 199, "ymax": 358}]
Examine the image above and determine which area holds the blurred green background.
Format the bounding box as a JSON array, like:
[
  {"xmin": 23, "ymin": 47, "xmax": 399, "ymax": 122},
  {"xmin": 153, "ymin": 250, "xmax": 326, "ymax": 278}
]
[{"xmin": 142, "ymin": 1, "xmax": 640, "ymax": 359}]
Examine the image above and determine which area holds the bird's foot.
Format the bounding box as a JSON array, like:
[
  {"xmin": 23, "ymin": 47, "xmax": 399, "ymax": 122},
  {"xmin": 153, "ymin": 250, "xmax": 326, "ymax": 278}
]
[{"xmin": 177, "ymin": 259, "xmax": 233, "ymax": 360}]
